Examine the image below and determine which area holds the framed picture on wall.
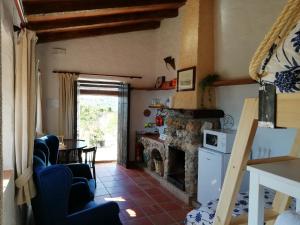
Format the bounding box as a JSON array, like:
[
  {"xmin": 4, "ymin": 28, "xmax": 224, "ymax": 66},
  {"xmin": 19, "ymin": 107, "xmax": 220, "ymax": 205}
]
[{"xmin": 177, "ymin": 66, "xmax": 196, "ymax": 91}]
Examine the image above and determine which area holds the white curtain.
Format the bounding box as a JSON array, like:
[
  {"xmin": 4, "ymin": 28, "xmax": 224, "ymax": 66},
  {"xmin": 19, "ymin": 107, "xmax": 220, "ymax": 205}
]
[
  {"xmin": 58, "ymin": 73, "xmax": 78, "ymax": 139},
  {"xmin": 36, "ymin": 63, "xmax": 43, "ymax": 137},
  {"xmin": 14, "ymin": 29, "xmax": 38, "ymax": 205}
]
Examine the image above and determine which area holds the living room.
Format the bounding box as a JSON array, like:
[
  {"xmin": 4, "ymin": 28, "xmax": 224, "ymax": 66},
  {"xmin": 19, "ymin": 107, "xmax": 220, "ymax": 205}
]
[{"xmin": 2, "ymin": 0, "xmax": 300, "ymax": 225}]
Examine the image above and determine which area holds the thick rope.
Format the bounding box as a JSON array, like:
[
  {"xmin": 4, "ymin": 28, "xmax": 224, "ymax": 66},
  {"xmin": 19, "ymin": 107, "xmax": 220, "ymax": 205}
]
[{"xmin": 249, "ymin": 0, "xmax": 300, "ymax": 80}]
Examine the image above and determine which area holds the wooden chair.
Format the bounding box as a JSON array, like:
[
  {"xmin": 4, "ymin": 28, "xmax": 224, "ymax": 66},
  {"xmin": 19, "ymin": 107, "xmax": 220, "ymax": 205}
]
[{"xmin": 82, "ymin": 147, "xmax": 97, "ymax": 181}]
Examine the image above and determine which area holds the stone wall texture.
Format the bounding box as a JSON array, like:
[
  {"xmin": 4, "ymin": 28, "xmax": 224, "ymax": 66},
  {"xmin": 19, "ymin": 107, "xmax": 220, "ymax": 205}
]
[{"xmin": 142, "ymin": 110, "xmax": 220, "ymax": 197}]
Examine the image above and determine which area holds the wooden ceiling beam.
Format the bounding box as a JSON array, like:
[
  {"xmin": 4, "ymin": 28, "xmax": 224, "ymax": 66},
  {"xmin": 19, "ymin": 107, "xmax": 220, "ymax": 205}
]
[
  {"xmin": 27, "ymin": 9, "xmax": 178, "ymax": 30},
  {"xmin": 36, "ymin": 20, "xmax": 159, "ymax": 33},
  {"xmin": 26, "ymin": 3, "xmax": 183, "ymax": 22},
  {"xmin": 37, "ymin": 21, "xmax": 160, "ymax": 43},
  {"xmin": 22, "ymin": 0, "xmax": 186, "ymax": 15}
]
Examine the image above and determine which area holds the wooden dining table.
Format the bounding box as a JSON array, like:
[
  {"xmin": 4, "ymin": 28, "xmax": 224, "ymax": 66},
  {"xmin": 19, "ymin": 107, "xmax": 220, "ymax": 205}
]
[{"xmin": 58, "ymin": 139, "xmax": 87, "ymax": 164}]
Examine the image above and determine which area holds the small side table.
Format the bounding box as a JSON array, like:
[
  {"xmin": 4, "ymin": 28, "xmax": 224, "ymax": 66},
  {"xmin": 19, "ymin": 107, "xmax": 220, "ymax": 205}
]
[{"xmin": 247, "ymin": 159, "xmax": 300, "ymax": 225}]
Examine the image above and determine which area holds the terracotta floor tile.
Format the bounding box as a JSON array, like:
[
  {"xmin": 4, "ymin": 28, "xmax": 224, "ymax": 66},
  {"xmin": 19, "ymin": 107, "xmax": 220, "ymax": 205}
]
[
  {"xmin": 159, "ymin": 202, "xmax": 181, "ymax": 211},
  {"xmin": 119, "ymin": 211, "xmax": 129, "ymax": 223},
  {"xmin": 95, "ymin": 182, "xmax": 105, "ymax": 188},
  {"xmin": 121, "ymin": 207, "xmax": 145, "ymax": 221},
  {"xmin": 99, "ymin": 176, "xmax": 117, "ymax": 182},
  {"xmin": 149, "ymin": 179, "xmax": 160, "ymax": 185},
  {"xmin": 109, "ymin": 193, "xmax": 133, "ymax": 202},
  {"xmin": 101, "ymin": 175, "xmax": 128, "ymax": 182},
  {"xmin": 106, "ymin": 186, "xmax": 128, "ymax": 194},
  {"xmin": 167, "ymin": 209, "xmax": 189, "ymax": 222},
  {"xmin": 151, "ymin": 193, "xmax": 173, "ymax": 203},
  {"xmin": 96, "ymin": 163, "xmax": 189, "ymax": 224},
  {"xmin": 117, "ymin": 200, "xmax": 137, "ymax": 210},
  {"xmin": 140, "ymin": 204, "xmax": 163, "ymax": 216},
  {"xmin": 144, "ymin": 187, "xmax": 164, "ymax": 196},
  {"xmin": 148, "ymin": 212, "xmax": 176, "ymax": 225},
  {"xmin": 127, "ymin": 189, "xmax": 145, "ymax": 196},
  {"xmin": 94, "ymin": 188, "xmax": 109, "ymax": 196},
  {"xmin": 132, "ymin": 196, "xmax": 155, "ymax": 206},
  {"xmin": 102, "ymin": 180, "xmax": 136, "ymax": 188},
  {"xmin": 136, "ymin": 181, "xmax": 154, "ymax": 187},
  {"xmin": 94, "ymin": 195, "xmax": 111, "ymax": 204},
  {"xmin": 125, "ymin": 217, "xmax": 153, "ymax": 225}
]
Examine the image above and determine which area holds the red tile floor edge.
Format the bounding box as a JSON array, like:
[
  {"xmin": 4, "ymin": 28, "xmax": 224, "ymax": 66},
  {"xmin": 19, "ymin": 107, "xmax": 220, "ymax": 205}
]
[{"xmin": 94, "ymin": 163, "xmax": 193, "ymax": 225}]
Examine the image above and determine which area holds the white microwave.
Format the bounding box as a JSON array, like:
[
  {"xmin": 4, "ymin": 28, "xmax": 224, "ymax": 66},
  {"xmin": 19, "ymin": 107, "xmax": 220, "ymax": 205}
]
[{"xmin": 203, "ymin": 129, "xmax": 236, "ymax": 153}]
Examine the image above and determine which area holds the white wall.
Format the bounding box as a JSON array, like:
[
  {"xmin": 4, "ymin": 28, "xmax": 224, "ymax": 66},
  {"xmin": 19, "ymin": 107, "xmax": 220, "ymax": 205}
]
[
  {"xmin": 1, "ymin": 0, "xmax": 16, "ymax": 170},
  {"xmin": 214, "ymin": 0, "xmax": 296, "ymax": 158},
  {"xmin": 128, "ymin": 16, "xmax": 182, "ymax": 160},
  {"xmin": 1, "ymin": 0, "xmax": 21, "ymax": 224},
  {"xmin": 154, "ymin": 14, "xmax": 182, "ymax": 81},
  {"xmin": 215, "ymin": 0, "xmax": 287, "ymax": 78}
]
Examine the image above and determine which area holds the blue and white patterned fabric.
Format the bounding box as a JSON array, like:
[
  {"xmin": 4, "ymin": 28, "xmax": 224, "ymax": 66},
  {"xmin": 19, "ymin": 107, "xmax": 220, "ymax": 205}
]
[
  {"xmin": 261, "ymin": 20, "xmax": 300, "ymax": 93},
  {"xmin": 185, "ymin": 189, "xmax": 297, "ymax": 225}
]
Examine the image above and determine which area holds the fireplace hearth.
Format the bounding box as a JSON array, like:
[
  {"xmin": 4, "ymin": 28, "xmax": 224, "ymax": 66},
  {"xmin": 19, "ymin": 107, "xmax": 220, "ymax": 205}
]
[{"xmin": 167, "ymin": 146, "xmax": 185, "ymax": 191}]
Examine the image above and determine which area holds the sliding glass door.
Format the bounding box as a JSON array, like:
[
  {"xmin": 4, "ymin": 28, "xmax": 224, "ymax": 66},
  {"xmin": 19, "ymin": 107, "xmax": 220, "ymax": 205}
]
[{"xmin": 75, "ymin": 80, "xmax": 130, "ymax": 166}]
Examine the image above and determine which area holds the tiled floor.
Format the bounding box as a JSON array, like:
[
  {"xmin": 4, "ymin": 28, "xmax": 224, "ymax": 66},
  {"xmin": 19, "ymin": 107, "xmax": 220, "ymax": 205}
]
[{"xmin": 94, "ymin": 163, "xmax": 192, "ymax": 225}]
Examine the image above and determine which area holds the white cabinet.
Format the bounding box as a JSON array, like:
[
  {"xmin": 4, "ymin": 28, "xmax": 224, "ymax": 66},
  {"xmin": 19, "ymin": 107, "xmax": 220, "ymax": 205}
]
[{"xmin": 197, "ymin": 147, "xmax": 230, "ymax": 205}]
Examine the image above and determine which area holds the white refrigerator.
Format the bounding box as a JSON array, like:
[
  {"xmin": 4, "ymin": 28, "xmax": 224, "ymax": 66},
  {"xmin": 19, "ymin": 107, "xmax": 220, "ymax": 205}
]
[{"xmin": 197, "ymin": 147, "xmax": 230, "ymax": 205}]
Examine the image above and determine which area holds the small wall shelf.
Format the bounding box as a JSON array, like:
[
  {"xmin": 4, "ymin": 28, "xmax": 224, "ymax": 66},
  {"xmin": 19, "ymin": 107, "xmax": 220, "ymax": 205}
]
[{"xmin": 212, "ymin": 78, "xmax": 257, "ymax": 87}]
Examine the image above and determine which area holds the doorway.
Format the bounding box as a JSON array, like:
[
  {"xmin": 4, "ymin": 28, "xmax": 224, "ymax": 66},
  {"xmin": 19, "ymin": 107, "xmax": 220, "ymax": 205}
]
[
  {"xmin": 78, "ymin": 94, "xmax": 118, "ymax": 161},
  {"xmin": 75, "ymin": 80, "xmax": 130, "ymax": 165}
]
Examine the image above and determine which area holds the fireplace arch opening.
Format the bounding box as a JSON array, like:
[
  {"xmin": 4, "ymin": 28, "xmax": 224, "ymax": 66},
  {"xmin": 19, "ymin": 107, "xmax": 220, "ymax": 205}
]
[{"xmin": 151, "ymin": 149, "xmax": 164, "ymax": 177}]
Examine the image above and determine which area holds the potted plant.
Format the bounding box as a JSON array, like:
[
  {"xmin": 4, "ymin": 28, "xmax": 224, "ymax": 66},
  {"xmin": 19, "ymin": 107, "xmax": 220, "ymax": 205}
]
[{"xmin": 199, "ymin": 74, "xmax": 219, "ymax": 107}]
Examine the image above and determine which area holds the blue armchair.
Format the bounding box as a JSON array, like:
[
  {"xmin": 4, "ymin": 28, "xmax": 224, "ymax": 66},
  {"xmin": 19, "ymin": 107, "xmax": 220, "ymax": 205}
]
[
  {"xmin": 39, "ymin": 135, "xmax": 59, "ymax": 165},
  {"xmin": 34, "ymin": 135, "xmax": 61, "ymax": 165},
  {"xmin": 32, "ymin": 159, "xmax": 122, "ymax": 225},
  {"xmin": 34, "ymin": 135, "xmax": 96, "ymax": 198}
]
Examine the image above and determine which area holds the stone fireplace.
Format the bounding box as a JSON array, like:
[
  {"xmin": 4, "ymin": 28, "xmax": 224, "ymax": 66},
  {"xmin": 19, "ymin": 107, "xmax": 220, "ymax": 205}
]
[
  {"xmin": 150, "ymin": 149, "xmax": 164, "ymax": 177},
  {"xmin": 168, "ymin": 146, "xmax": 185, "ymax": 191},
  {"xmin": 141, "ymin": 109, "xmax": 222, "ymax": 200}
]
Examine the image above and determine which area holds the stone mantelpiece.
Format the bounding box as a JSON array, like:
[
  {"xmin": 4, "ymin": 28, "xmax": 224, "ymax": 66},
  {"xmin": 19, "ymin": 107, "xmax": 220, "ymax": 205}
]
[{"xmin": 141, "ymin": 112, "xmax": 220, "ymax": 197}]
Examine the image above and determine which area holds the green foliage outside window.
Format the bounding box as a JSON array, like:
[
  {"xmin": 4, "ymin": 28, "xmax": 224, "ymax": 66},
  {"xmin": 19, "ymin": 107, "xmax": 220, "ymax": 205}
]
[{"xmin": 79, "ymin": 104, "xmax": 109, "ymax": 146}]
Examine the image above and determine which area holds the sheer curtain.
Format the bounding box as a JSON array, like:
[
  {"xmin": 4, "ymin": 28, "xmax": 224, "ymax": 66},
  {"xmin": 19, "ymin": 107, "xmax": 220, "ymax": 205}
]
[
  {"xmin": 58, "ymin": 73, "xmax": 78, "ymax": 139},
  {"xmin": 14, "ymin": 29, "xmax": 38, "ymax": 205}
]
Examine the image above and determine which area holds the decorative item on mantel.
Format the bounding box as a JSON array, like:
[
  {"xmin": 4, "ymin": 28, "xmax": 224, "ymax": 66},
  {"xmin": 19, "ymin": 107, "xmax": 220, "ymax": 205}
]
[{"xmin": 199, "ymin": 74, "xmax": 220, "ymax": 107}]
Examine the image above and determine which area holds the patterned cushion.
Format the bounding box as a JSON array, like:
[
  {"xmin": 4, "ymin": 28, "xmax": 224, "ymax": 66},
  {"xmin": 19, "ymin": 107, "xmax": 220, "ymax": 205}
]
[
  {"xmin": 185, "ymin": 189, "xmax": 277, "ymax": 225},
  {"xmin": 261, "ymin": 20, "xmax": 300, "ymax": 93}
]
